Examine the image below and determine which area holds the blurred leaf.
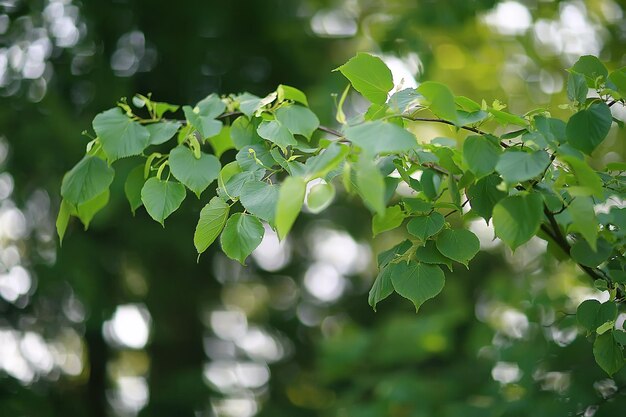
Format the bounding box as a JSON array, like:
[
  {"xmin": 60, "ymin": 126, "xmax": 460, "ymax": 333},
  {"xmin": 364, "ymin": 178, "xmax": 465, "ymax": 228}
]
[
  {"xmin": 276, "ymin": 176, "xmax": 306, "ymax": 239},
  {"xmin": 593, "ymin": 331, "xmax": 624, "ymax": 376},
  {"xmin": 355, "ymin": 157, "xmax": 385, "ymax": 215},
  {"xmin": 372, "ymin": 205, "xmax": 405, "ymax": 236},
  {"xmin": 570, "ymin": 238, "xmax": 612, "ymax": 267},
  {"xmin": 307, "ymin": 182, "xmax": 335, "ymax": 214}
]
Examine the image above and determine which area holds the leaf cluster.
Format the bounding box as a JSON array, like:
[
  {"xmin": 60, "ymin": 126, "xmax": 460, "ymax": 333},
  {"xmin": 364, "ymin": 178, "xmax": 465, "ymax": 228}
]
[{"xmin": 58, "ymin": 53, "xmax": 626, "ymax": 375}]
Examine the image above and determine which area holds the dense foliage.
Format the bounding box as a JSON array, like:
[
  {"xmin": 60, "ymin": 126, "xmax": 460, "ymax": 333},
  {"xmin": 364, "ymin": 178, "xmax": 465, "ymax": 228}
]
[{"xmin": 58, "ymin": 52, "xmax": 626, "ymax": 377}]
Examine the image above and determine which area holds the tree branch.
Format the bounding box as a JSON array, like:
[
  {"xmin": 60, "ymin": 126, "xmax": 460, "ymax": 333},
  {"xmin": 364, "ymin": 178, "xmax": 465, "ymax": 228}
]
[{"xmin": 541, "ymin": 206, "xmax": 616, "ymax": 289}]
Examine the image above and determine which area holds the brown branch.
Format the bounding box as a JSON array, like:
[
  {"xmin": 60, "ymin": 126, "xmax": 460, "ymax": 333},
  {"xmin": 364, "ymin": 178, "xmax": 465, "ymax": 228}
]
[
  {"xmin": 541, "ymin": 207, "xmax": 616, "ymax": 289},
  {"xmin": 401, "ymin": 116, "xmax": 510, "ymax": 148}
]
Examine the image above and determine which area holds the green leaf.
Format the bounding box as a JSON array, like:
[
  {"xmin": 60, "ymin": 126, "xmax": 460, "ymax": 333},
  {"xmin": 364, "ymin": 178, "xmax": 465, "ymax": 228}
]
[
  {"xmin": 335, "ymin": 52, "xmax": 393, "ymax": 104},
  {"xmin": 420, "ymin": 169, "xmax": 441, "ymax": 200},
  {"xmin": 608, "ymin": 67, "xmax": 626, "ymax": 97},
  {"xmin": 389, "ymin": 261, "xmax": 445, "ymax": 312},
  {"xmin": 571, "ymin": 55, "xmax": 608, "ymax": 87},
  {"xmin": 275, "ymin": 105, "xmax": 320, "ymax": 139},
  {"xmin": 93, "ymin": 108, "xmax": 150, "ymax": 161},
  {"xmin": 495, "ymin": 150, "xmax": 551, "ymax": 184},
  {"xmin": 570, "ymin": 238, "xmax": 612, "ymax": 267},
  {"xmin": 372, "ymin": 205, "xmax": 405, "ymax": 237},
  {"xmin": 277, "ymin": 84, "xmax": 308, "ymax": 106},
  {"xmin": 271, "ymin": 148, "xmax": 307, "ymax": 177},
  {"xmin": 436, "ymin": 229, "xmax": 480, "ymax": 267},
  {"xmin": 488, "ymin": 108, "xmax": 527, "ymax": 127},
  {"xmin": 463, "ymin": 135, "xmax": 502, "ymax": 179},
  {"xmin": 407, "ymin": 212, "xmax": 445, "ymax": 241},
  {"xmin": 534, "ymin": 116, "xmax": 567, "ymax": 145},
  {"xmin": 560, "ymin": 155, "xmax": 604, "ymax": 198},
  {"xmin": 76, "ymin": 189, "xmax": 109, "ymax": 229},
  {"xmin": 368, "ymin": 266, "xmax": 394, "ymax": 311},
  {"xmin": 304, "ymin": 143, "xmax": 349, "ymax": 180},
  {"xmin": 344, "ymin": 121, "xmax": 417, "ymax": 155},
  {"xmin": 378, "ymin": 240, "xmax": 412, "ymax": 268},
  {"xmin": 124, "ymin": 165, "xmax": 146, "ymax": 214},
  {"xmin": 218, "ymin": 161, "xmax": 242, "ymax": 192},
  {"xmin": 140, "ymin": 178, "xmax": 186, "ymax": 225},
  {"xmin": 417, "ymin": 81, "xmax": 458, "ymax": 124},
  {"xmin": 61, "ymin": 155, "xmax": 115, "ymax": 206},
  {"xmin": 593, "ymin": 332, "xmax": 624, "ymax": 376},
  {"xmin": 355, "ymin": 156, "xmax": 385, "ymax": 215},
  {"xmin": 567, "ymin": 196, "xmax": 598, "ymax": 251},
  {"xmin": 467, "ymin": 174, "xmax": 506, "ymax": 222},
  {"xmin": 307, "ymin": 182, "xmax": 336, "ymax": 214},
  {"xmin": 236, "ymin": 144, "xmax": 274, "ymax": 172},
  {"xmin": 237, "ymin": 93, "xmax": 264, "ymax": 117},
  {"xmin": 276, "ymin": 176, "xmax": 306, "ymax": 240},
  {"xmin": 152, "ymin": 101, "xmax": 179, "ymax": 118},
  {"xmin": 197, "ymin": 94, "xmax": 226, "ymax": 117},
  {"xmin": 220, "ymin": 213, "xmax": 265, "ymax": 265},
  {"xmin": 257, "ymin": 119, "xmax": 297, "ymax": 149},
  {"xmin": 567, "ymin": 72, "xmax": 588, "ymax": 103},
  {"xmin": 206, "ymin": 126, "xmax": 234, "ymax": 158},
  {"xmin": 169, "ymin": 146, "xmax": 221, "ymax": 198},
  {"xmin": 492, "ymin": 193, "xmax": 543, "ymax": 250},
  {"xmin": 230, "ymin": 116, "xmax": 262, "ymax": 149},
  {"xmin": 240, "ymin": 180, "xmax": 280, "ymax": 222},
  {"xmin": 194, "ymin": 197, "xmax": 230, "ymax": 255},
  {"xmin": 614, "ymin": 330, "xmax": 626, "ymax": 346},
  {"xmin": 183, "ymin": 105, "xmax": 223, "ymax": 139},
  {"xmin": 576, "ymin": 299, "xmax": 617, "ymax": 332},
  {"xmin": 388, "ymin": 88, "xmax": 420, "ymax": 113},
  {"xmin": 566, "ymin": 102, "xmax": 612, "ymax": 155},
  {"xmin": 402, "ymin": 198, "xmax": 433, "ymax": 214},
  {"xmin": 224, "ymin": 170, "xmax": 265, "ymax": 199},
  {"xmin": 456, "ymin": 110, "xmax": 489, "ymax": 126},
  {"xmin": 146, "ymin": 121, "xmax": 181, "ymax": 145},
  {"xmin": 414, "ymin": 240, "xmax": 453, "ymax": 271},
  {"xmin": 56, "ymin": 199, "xmax": 73, "ymax": 244}
]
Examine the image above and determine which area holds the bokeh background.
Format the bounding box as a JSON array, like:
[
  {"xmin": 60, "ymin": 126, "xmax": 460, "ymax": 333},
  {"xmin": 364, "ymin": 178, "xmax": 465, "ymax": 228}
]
[{"xmin": 1, "ymin": 0, "xmax": 625, "ymax": 416}]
